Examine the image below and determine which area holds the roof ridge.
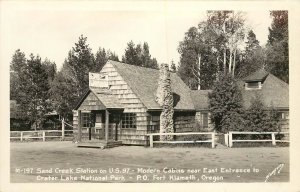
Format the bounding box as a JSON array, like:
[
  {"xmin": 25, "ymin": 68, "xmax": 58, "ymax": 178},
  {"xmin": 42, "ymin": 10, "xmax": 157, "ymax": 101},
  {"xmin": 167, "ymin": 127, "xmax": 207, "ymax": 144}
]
[{"xmin": 108, "ymin": 60, "xmax": 159, "ymax": 72}]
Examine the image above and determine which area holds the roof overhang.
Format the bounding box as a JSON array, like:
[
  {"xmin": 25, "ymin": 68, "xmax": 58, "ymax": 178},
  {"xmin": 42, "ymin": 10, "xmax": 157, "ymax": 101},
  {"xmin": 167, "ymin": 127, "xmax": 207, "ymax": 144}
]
[{"xmin": 74, "ymin": 89, "xmax": 124, "ymax": 111}]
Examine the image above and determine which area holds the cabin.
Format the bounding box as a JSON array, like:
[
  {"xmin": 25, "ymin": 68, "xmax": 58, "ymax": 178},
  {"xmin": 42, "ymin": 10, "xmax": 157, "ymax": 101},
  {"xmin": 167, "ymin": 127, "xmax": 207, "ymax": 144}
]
[
  {"xmin": 240, "ymin": 69, "xmax": 289, "ymax": 132},
  {"xmin": 73, "ymin": 61, "xmax": 289, "ymax": 146},
  {"xmin": 73, "ymin": 60, "xmax": 197, "ymax": 146}
]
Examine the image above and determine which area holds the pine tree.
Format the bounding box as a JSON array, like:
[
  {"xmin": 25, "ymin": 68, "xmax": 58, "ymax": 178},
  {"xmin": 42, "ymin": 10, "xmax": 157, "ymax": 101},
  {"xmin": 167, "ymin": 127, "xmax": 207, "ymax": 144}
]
[
  {"xmin": 10, "ymin": 49, "xmax": 27, "ymax": 102},
  {"xmin": 156, "ymin": 64, "xmax": 174, "ymax": 141},
  {"xmin": 50, "ymin": 35, "xmax": 94, "ymax": 119},
  {"xmin": 42, "ymin": 58, "xmax": 57, "ymax": 85},
  {"xmin": 18, "ymin": 54, "xmax": 51, "ymax": 130},
  {"xmin": 122, "ymin": 41, "xmax": 158, "ymax": 69},
  {"xmin": 50, "ymin": 65, "xmax": 79, "ymax": 120},
  {"xmin": 236, "ymin": 30, "xmax": 265, "ymax": 78},
  {"xmin": 93, "ymin": 48, "xmax": 119, "ymax": 72},
  {"xmin": 67, "ymin": 35, "xmax": 94, "ymax": 96},
  {"xmin": 265, "ymin": 11, "xmax": 289, "ymax": 83}
]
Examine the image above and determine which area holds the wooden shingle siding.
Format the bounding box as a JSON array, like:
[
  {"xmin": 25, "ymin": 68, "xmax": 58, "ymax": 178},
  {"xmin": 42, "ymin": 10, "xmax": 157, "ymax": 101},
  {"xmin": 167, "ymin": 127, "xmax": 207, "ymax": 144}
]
[
  {"xmin": 78, "ymin": 92, "xmax": 106, "ymax": 111},
  {"xmin": 99, "ymin": 63, "xmax": 149, "ymax": 145}
]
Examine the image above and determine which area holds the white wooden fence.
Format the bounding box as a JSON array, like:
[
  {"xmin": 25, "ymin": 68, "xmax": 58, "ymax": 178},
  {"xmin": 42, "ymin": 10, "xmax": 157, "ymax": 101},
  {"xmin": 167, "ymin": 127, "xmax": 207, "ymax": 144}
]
[
  {"xmin": 146, "ymin": 132, "xmax": 216, "ymax": 148},
  {"xmin": 10, "ymin": 130, "xmax": 73, "ymax": 142},
  {"xmin": 225, "ymin": 131, "xmax": 289, "ymax": 147}
]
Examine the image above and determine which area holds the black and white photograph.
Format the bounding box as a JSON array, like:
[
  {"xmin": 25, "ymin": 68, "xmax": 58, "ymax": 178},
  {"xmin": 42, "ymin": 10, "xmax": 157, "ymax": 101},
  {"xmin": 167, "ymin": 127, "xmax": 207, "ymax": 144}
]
[{"xmin": 1, "ymin": 1, "xmax": 300, "ymax": 191}]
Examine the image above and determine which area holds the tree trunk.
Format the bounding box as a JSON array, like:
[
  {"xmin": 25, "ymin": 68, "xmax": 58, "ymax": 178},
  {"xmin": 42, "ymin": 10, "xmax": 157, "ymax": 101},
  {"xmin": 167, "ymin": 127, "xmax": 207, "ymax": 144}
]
[
  {"xmin": 197, "ymin": 54, "xmax": 201, "ymax": 90},
  {"xmin": 223, "ymin": 48, "xmax": 227, "ymax": 74},
  {"xmin": 232, "ymin": 49, "xmax": 237, "ymax": 77},
  {"xmin": 216, "ymin": 56, "xmax": 220, "ymax": 81},
  {"xmin": 229, "ymin": 49, "xmax": 232, "ymax": 74}
]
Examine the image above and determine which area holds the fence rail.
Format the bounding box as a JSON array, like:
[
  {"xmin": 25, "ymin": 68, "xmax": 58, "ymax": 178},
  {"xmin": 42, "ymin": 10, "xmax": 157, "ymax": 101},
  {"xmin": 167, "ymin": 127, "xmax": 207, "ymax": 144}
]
[
  {"xmin": 225, "ymin": 131, "xmax": 289, "ymax": 147},
  {"xmin": 10, "ymin": 130, "xmax": 73, "ymax": 142},
  {"xmin": 146, "ymin": 132, "xmax": 215, "ymax": 148}
]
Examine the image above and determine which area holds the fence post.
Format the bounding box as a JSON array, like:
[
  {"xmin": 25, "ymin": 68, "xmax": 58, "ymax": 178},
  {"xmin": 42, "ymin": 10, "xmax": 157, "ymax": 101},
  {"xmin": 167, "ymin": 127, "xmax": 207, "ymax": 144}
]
[
  {"xmin": 20, "ymin": 132, "xmax": 23, "ymax": 142},
  {"xmin": 224, "ymin": 133, "xmax": 228, "ymax": 147},
  {"xmin": 271, "ymin": 133, "xmax": 276, "ymax": 146},
  {"xmin": 149, "ymin": 135, "xmax": 153, "ymax": 148},
  {"xmin": 229, "ymin": 132, "xmax": 233, "ymax": 148},
  {"xmin": 211, "ymin": 132, "xmax": 215, "ymax": 148},
  {"xmin": 62, "ymin": 118, "xmax": 65, "ymax": 141},
  {"xmin": 42, "ymin": 131, "xmax": 46, "ymax": 142}
]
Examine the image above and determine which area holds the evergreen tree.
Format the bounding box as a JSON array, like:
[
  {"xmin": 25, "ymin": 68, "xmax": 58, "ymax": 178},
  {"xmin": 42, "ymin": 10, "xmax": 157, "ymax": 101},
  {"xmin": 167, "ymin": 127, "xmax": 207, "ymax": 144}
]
[
  {"xmin": 93, "ymin": 48, "xmax": 119, "ymax": 72},
  {"xmin": 93, "ymin": 47, "xmax": 107, "ymax": 72},
  {"xmin": 122, "ymin": 41, "xmax": 158, "ymax": 69},
  {"xmin": 236, "ymin": 30, "xmax": 265, "ymax": 78},
  {"xmin": 265, "ymin": 11, "xmax": 289, "ymax": 83},
  {"xmin": 18, "ymin": 54, "xmax": 51, "ymax": 130},
  {"xmin": 50, "ymin": 64, "xmax": 79, "ymax": 120},
  {"xmin": 122, "ymin": 41, "xmax": 140, "ymax": 65},
  {"xmin": 107, "ymin": 50, "xmax": 119, "ymax": 62},
  {"xmin": 67, "ymin": 35, "xmax": 94, "ymax": 95},
  {"xmin": 42, "ymin": 58, "xmax": 57, "ymax": 85},
  {"xmin": 50, "ymin": 35, "xmax": 94, "ymax": 119},
  {"xmin": 209, "ymin": 74, "xmax": 245, "ymax": 132},
  {"xmin": 243, "ymin": 96, "xmax": 280, "ymax": 132},
  {"xmin": 10, "ymin": 49, "xmax": 27, "ymax": 102}
]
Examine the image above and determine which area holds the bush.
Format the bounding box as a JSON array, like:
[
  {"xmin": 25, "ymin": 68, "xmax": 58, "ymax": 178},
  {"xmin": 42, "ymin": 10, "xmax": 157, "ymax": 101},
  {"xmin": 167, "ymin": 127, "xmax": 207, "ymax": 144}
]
[
  {"xmin": 209, "ymin": 74, "xmax": 281, "ymax": 134},
  {"xmin": 243, "ymin": 95, "xmax": 281, "ymax": 133}
]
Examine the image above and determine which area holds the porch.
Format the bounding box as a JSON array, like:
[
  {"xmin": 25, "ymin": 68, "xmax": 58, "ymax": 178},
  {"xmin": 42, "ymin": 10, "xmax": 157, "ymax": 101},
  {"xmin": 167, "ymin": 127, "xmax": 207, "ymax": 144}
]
[
  {"xmin": 74, "ymin": 88, "xmax": 125, "ymax": 148},
  {"xmin": 76, "ymin": 109, "xmax": 123, "ymax": 148}
]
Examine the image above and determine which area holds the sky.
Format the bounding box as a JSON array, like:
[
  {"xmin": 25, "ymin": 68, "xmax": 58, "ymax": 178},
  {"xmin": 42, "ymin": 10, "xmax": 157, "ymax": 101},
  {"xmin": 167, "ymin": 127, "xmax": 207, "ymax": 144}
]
[{"xmin": 1, "ymin": 1, "xmax": 273, "ymax": 71}]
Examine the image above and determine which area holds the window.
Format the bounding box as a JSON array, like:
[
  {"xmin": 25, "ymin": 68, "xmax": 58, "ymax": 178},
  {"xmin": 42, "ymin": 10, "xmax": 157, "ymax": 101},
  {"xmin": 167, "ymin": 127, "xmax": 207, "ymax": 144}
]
[
  {"xmin": 201, "ymin": 112, "xmax": 208, "ymax": 128},
  {"xmin": 82, "ymin": 113, "xmax": 91, "ymax": 128},
  {"xmin": 279, "ymin": 111, "xmax": 289, "ymax": 120},
  {"xmin": 147, "ymin": 116, "xmax": 160, "ymax": 132},
  {"xmin": 121, "ymin": 113, "xmax": 136, "ymax": 129},
  {"xmin": 245, "ymin": 81, "xmax": 262, "ymax": 90}
]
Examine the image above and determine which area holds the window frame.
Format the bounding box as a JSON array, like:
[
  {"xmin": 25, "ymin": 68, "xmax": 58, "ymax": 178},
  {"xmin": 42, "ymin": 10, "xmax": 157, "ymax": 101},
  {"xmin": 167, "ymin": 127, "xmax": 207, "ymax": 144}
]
[
  {"xmin": 245, "ymin": 81, "xmax": 262, "ymax": 90},
  {"xmin": 201, "ymin": 112, "xmax": 209, "ymax": 128},
  {"xmin": 121, "ymin": 113, "xmax": 137, "ymax": 129},
  {"xmin": 81, "ymin": 113, "xmax": 91, "ymax": 128}
]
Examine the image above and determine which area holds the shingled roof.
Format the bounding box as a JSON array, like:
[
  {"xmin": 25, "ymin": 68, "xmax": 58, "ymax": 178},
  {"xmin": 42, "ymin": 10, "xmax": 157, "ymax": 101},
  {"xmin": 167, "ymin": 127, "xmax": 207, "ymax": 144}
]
[
  {"xmin": 240, "ymin": 70, "xmax": 289, "ymax": 109},
  {"xmin": 243, "ymin": 68, "xmax": 269, "ymax": 82},
  {"xmin": 190, "ymin": 90, "xmax": 211, "ymax": 111},
  {"xmin": 190, "ymin": 70, "xmax": 289, "ymax": 111},
  {"xmin": 109, "ymin": 60, "xmax": 195, "ymax": 111},
  {"xmin": 74, "ymin": 88, "xmax": 124, "ymax": 110},
  {"xmin": 91, "ymin": 88, "xmax": 124, "ymax": 109}
]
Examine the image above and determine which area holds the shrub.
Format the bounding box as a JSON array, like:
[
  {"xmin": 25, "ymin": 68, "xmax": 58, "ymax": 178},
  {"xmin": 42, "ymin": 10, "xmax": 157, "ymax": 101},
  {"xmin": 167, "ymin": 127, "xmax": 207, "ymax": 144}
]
[{"xmin": 209, "ymin": 74, "xmax": 245, "ymax": 133}]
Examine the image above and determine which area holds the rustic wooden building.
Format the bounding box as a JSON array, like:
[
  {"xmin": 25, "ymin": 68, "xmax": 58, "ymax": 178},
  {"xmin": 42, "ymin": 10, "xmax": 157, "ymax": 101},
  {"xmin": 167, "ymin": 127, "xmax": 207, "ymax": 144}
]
[
  {"xmin": 73, "ymin": 61, "xmax": 289, "ymax": 147},
  {"xmin": 240, "ymin": 69, "xmax": 289, "ymax": 132},
  {"xmin": 189, "ymin": 68, "xmax": 289, "ymax": 133},
  {"xmin": 73, "ymin": 60, "xmax": 197, "ymax": 146}
]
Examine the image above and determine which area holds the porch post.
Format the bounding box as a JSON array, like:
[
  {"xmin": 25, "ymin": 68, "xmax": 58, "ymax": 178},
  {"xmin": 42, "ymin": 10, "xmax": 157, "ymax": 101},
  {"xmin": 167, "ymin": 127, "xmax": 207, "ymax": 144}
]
[
  {"xmin": 78, "ymin": 110, "xmax": 82, "ymax": 142},
  {"xmin": 105, "ymin": 110, "xmax": 109, "ymax": 143},
  {"xmin": 61, "ymin": 117, "xmax": 65, "ymax": 140}
]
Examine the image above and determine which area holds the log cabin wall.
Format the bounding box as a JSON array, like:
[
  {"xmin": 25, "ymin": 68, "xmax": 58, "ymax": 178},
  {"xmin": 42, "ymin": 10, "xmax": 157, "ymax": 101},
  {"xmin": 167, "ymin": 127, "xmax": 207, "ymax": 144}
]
[
  {"xmin": 195, "ymin": 111, "xmax": 214, "ymax": 132},
  {"xmin": 174, "ymin": 112, "xmax": 196, "ymax": 133}
]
